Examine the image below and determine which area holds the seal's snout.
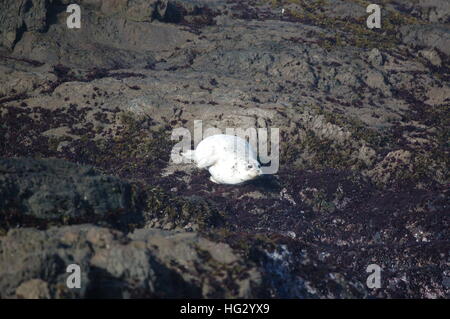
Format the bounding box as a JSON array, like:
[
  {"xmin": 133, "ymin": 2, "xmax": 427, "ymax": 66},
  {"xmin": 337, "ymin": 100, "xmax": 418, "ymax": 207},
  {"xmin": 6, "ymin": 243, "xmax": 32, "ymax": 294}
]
[
  {"xmin": 248, "ymin": 164, "xmax": 263, "ymax": 179},
  {"xmin": 245, "ymin": 163, "xmax": 262, "ymax": 175},
  {"xmin": 256, "ymin": 163, "xmax": 263, "ymax": 176}
]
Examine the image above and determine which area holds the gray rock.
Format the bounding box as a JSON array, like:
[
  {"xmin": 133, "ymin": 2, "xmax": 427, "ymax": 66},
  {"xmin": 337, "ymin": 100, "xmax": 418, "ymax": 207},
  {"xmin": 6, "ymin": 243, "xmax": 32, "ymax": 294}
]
[
  {"xmin": 389, "ymin": 0, "xmax": 450, "ymax": 23},
  {"xmin": 0, "ymin": 0, "xmax": 48, "ymax": 49},
  {"xmin": 400, "ymin": 24, "xmax": 450, "ymax": 55},
  {"xmin": 15, "ymin": 279, "xmax": 51, "ymax": 299},
  {"xmin": 0, "ymin": 158, "xmax": 139, "ymax": 230},
  {"xmin": 0, "ymin": 225, "xmax": 262, "ymax": 298},
  {"xmin": 99, "ymin": 0, "xmax": 167, "ymax": 22},
  {"xmin": 367, "ymin": 48, "xmax": 384, "ymax": 66},
  {"xmin": 0, "ymin": 0, "xmax": 448, "ymax": 299},
  {"xmin": 419, "ymin": 49, "xmax": 442, "ymax": 67}
]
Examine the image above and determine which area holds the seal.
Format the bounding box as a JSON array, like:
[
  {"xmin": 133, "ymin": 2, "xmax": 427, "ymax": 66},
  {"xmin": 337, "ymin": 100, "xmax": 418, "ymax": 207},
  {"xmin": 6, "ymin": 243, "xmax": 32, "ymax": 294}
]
[{"xmin": 182, "ymin": 134, "xmax": 262, "ymax": 184}]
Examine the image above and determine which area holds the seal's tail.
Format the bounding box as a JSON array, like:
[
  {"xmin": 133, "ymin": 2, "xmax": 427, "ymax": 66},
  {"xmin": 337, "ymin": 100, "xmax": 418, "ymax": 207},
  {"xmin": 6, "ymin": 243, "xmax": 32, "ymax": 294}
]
[{"xmin": 181, "ymin": 149, "xmax": 195, "ymax": 161}]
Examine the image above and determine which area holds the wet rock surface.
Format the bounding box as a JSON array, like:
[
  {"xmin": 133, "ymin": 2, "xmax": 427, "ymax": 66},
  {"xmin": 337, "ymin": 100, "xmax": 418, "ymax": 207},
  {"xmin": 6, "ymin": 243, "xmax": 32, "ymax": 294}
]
[{"xmin": 0, "ymin": 0, "xmax": 448, "ymax": 298}]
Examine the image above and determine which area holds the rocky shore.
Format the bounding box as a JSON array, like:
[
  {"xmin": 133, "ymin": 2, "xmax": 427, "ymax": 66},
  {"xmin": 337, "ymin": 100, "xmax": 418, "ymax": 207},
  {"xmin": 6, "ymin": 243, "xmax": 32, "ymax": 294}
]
[{"xmin": 0, "ymin": 0, "xmax": 448, "ymax": 298}]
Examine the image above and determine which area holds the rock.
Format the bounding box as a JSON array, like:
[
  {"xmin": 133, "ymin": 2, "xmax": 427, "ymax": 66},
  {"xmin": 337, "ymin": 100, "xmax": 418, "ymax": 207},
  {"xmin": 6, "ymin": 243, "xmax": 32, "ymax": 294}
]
[
  {"xmin": 400, "ymin": 24, "xmax": 450, "ymax": 55},
  {"xmin": 16, "ymin": 279, "xmax": 51, "ymax": 299},
  {"xmin": 0, "ymin": 0, "xmax": 48, "ymax": 49},
  {"xmin": 98, "ymin": 0, "xmax": 168, "ymax": 22},
  {"xmin": 130, "ymin": 229, "xmax": 262, "ymax": 298},
  {"xmin": 364, "ymin": 70, "xmax": 390, "ymax": 93},
  {"xmin": 0, "ymin": 225, "xmax": 262, "ymax": 298},
  {"xmin": 0, "ymin": 0, "xmax": 448, "ymax": 299},
  {"xmin": 390, "ymin": 0, "xmax": 450, "ymax": 23},
  {"xmin": 0, "ymin": 158, "xmax": 141, "ymax": 231},
  {"xmin": 367, "ymin": 48, "xmax": 384, "ymax": 66},
  {"xmin": 323, "ymin": 0, "xmax": 366, "ymax": 20},
  {"xmin": 367, "ymin": 150, "xmax": 413, "ymax": 185},
  {"xmin": 419, "ymin": 49, "xmax": 442, "ymax": 67}
]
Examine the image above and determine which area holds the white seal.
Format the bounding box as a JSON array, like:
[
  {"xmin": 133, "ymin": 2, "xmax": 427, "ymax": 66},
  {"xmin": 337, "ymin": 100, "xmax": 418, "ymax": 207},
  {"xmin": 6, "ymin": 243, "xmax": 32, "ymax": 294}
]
[{"xmin": 182, "ymin": 134, "xmax": 262, "ymax": 185}]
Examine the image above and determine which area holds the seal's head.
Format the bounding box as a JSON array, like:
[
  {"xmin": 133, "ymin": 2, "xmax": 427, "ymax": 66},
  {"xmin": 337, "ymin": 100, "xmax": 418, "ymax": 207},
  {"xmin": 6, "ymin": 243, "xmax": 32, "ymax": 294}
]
[{"xmin": 235, "ymin": 159, "xmax": 263, "ymax": 181}]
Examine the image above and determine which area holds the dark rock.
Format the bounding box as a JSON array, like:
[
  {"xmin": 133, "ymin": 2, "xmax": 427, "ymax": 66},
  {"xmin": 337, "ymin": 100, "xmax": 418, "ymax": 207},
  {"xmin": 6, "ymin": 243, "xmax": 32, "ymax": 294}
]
[
  {"xmin": 0, "ymin": 0, "xmax": 49, "ymax": 49},
  {"xmin": 0, "ymin": 0, "xmax": 448, "ymax": 299},
  {"xmin": 0, "ymin": 157, "xmax": 141, "ymax": 231}
]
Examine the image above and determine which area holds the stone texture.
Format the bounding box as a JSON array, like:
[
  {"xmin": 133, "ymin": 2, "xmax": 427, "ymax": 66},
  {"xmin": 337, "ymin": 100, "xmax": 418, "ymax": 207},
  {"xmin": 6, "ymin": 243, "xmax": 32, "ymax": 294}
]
[
  {"xmin": 0, "ymin": 225, "xmax": 262, "ymax": 298},
  {"xmin": 0, "ymin": 0, "xmax": 448, "ymax": 299},
  {"xmin": 0, "ymin": 158, "xmax": 141, "ymax": 230},
  {"xmin": 16, "ymin": 279, "xmax": 51, "ymax": 299}
]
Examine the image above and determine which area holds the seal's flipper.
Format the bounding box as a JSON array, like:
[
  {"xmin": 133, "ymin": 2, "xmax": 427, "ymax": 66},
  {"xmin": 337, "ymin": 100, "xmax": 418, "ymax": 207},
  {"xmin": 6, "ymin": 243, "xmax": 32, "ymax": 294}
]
[
  {"xmin": 209, "ymin": 176, "xmax": 220, "ymax": 184},
  {"xmin": 195, "ymin": 146, "xmax": 217, "ymax": 168},
  {"xmin": 196, "ymin": 156, "xmax": 216, "ymax": 168}
]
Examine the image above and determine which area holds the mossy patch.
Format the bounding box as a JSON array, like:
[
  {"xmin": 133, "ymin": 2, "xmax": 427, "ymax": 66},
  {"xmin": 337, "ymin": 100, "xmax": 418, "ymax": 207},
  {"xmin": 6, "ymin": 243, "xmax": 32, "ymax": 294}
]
[
  {"xmin": 143, "ymin": 187, "xmax": 226, "ymax": 231},
  {"xmin": 265, "ymin": 0, "xmax": 425, "ymax": 50},
  {"xmin": 67, "ymin": 115, "xmax": 175, "ymax": 180}
]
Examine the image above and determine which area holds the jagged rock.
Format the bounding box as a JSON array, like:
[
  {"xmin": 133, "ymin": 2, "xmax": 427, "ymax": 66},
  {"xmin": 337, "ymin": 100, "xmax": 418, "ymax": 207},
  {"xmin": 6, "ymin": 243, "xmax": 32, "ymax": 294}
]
[
  {"xmin": 0, "ymin": 225, "xmax": 262, "ymax": 298},
  {"xmin": 419, "ymin": 49, "xmax": 442, "ymax": 67},
  {"xmin": 400, "ymin": 24, "xmax": 450, "ymax": 55},
  {"xmin": 0, "ymin": 0, "xmax": 48, "ymax": 48},
  {"xmin": 367, "ymin": 150, "xmax": 413, "ymax": 185},
  {"xmin": 0, "ymin": 0, "xmax": 448, "ymax": 299},
  {"xmin": 390, "ymin": 0, "xmax": 450, "ymax": 23}
]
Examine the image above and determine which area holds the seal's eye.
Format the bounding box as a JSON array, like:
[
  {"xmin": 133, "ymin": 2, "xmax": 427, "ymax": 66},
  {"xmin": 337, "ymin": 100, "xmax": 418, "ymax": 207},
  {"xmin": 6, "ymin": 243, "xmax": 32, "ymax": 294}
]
[{"xmin": 247, "ymin": 164, "xmax": 253, "ymax": 169}]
